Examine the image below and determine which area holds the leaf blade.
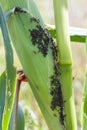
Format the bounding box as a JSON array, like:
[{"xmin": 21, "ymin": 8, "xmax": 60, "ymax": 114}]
[
  {"xmin": 0, "ymin": 6, "xmax": 16, "ymax": 130},
  {"xmin": 0, "ymin": 72, "xmax": 6, "ymax": 130}
]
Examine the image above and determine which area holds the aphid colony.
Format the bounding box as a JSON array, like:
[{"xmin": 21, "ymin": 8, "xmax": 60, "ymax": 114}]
[
  {"xmin": 29, "ymin": 24, "xmax": 51, "ymax": 57},
  {"xmin": 50, "ymin": 41, "xmax": 65, "ymax": 127},
  {"xmin": 14, "ymin": 7, "xmax": 65, "ymax": 128},
  {"xmin": 14, "ymin": 7, "xmax": 27, "ymax": 14},
  {"xmin": 29, "ymin": 16, "xmax": 65, "ymax": 127}
]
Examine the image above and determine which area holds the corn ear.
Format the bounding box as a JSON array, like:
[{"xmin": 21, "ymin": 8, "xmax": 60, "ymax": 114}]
[{"xmin": 6, "ymin": 7, "xmax": 63, "ymax": 130}]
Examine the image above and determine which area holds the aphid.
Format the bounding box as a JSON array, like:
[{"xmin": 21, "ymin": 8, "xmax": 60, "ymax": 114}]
[
  {"xmin": 53, "ymin": 113, "xmax": 57, "ymax": 117},
  {"xmin": 14, "ymin": 7, "xmax": 27, "ymax": 14},
  {"xmin": 72, "ymin": 73, "xmax": 77, "ymax": 80},
  {"xmin": 59, "ymin": 110, "xmax": 65, "ymax": 127},
  {"xmin": 30, "ymin": 17, "xmax": 40, "ymax": 23},
  {"xmin": 33, "ymin": 51, "xmax": 37, "ymax": 54},
  {"xmin": 54, "ymin": 60, "xmax": 58, "ymax": 72}
]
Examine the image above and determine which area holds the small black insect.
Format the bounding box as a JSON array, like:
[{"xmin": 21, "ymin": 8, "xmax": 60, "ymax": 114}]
[
  {"xmin": 14, "ymin": 7, "xmax": 27, "ymax": 14},
  {"xmin": 59, "ymin": 109, "xmax": 66, "ymax": 127},
  {"xmin": 30, "ymin": 17, "xmax": 40, "ymax": 24},
  {"xmin": 33, "ymin": 51, "xmax": 37, "ymax": 54}
]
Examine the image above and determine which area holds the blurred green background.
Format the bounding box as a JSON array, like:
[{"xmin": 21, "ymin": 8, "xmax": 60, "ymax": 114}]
[{"xmin": 0, "ymin": 0, "xmax": 87, "ymax": 130}]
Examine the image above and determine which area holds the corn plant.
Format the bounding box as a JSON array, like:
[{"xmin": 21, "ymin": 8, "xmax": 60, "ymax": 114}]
[{"xmin": 0, "ymin": 0, "xmax": 87, "ymax": 130}]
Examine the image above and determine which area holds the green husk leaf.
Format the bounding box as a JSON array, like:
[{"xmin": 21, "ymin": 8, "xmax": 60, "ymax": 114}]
[
  {"xmin": 7, "ymin": 9, "xmax": 62, "ymax": 129},
  {"xmin": 28, "ymin": 0, "xmax": 44, "ymax": 24}
]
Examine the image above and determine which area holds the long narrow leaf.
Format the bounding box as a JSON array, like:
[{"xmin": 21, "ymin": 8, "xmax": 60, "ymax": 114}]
[
  {"xmin": 0, "ymin": 6, "xmax": 16, "ymax": 130},
  {"xmin": 0, "ymin": 72, "xmax": 6, "ymax": 130}
]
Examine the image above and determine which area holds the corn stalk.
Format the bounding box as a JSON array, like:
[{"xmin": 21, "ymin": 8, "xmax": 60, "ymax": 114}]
[
  {"xmin": 81, "ymin": 36, "xmax": 87, "ymax": 130},
  {"xmin": 53, "ymin": 0, "xmax": 77, "ymax": 130}
]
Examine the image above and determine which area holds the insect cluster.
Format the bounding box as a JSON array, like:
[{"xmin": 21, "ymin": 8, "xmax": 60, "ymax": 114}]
[
  {"xmin": 50, "ymin": 41, "xmax": 65, "ymax": 127},
  {"xmin": 14, "ymin": 7, "xmax": 27, "ymax": 14},
  {"xmin": 29, "ymin": 16, "xmax": 65, "ymax": 127},
  {"xmin": 29, "ymin": 19, "xmax": 53, "ymax": 57}
]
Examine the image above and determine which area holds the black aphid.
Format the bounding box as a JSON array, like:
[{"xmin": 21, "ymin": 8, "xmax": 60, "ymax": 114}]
[
  {"xmin": 14, "ymin": 7, "xmax": 27, "ymax": 14},
  {"xmin": 30, "ymin": 17, "xmax": 40, "ymax": 24},
  {"xmin": 33, "ymin": 51, "xmax": 37, "ymax": 54}
]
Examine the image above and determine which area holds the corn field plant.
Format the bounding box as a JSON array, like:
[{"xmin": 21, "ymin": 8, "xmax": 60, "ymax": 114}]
[{"xmin": 0, "ymin": 0, "xmax": 87, "ymax": 130}]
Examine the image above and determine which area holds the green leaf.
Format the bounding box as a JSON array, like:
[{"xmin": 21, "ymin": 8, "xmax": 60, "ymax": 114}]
[
  {"xmin": 8, "ymin": 103, "xmax": 16, "ymax": 130},
  {"xmin": 0, "ymin": 6, "xmax": 13, "ymax": 66},
  {"xmin": 16, "ymin": 105, "xmax": 25, "ymax": 130},
  {"xmin": 0, "ymin": 72, "xmax": 6, "ymax": 130},
  {"xmin": 47, "ymin": 24, "xmax": 87, "ymax": 43},
  {"xmin": 9, "ymin": 104, "xmax": 25, "ymax": 130},
  {"xmin": 28, "ymin": 0, "xmax": 44, "ymax": 24},
  {"xmin": 82, "ymin": 70, "xmax": 87, "ymax": 130},
  {"xmin": 0, "ymin": 6, "xmax": 16, "ymax": 130}
]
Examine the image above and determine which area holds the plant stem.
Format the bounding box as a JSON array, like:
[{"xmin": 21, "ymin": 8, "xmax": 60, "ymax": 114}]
[
  {"xmin": 15, "ymin": 70, "xmax": 27, "ymax": 130},
  {"xmin": 82, "ymin": 37, "xmax": 87, "ymax": 130},
  {"xmin": 53, "ymin": 0, "xmax": 77, "ymax": 130},
  {"xmin": 15, "ymin": 79, "xmax": 21, "ymax": 130}
]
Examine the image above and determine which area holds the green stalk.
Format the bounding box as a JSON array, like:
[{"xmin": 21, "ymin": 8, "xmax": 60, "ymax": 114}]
[
  {"xmin": 82, "ymin": 69, "xmax": 87, "ymax": 130},
  {"xmin": 53, "ymin": 0, "xmax": 77, "ymax": 130},
  {"xmin": 81, "ymin": 37, "xmax": 87, "ymax": 130}
]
